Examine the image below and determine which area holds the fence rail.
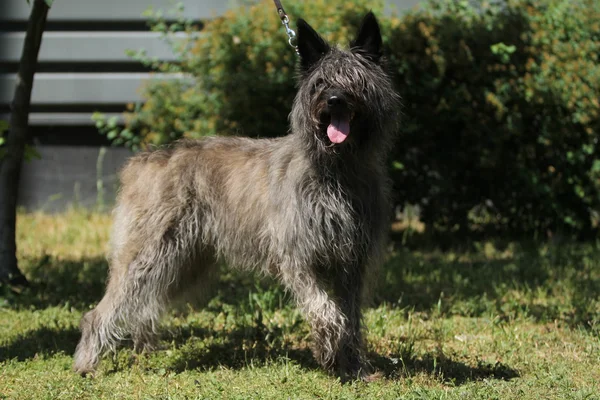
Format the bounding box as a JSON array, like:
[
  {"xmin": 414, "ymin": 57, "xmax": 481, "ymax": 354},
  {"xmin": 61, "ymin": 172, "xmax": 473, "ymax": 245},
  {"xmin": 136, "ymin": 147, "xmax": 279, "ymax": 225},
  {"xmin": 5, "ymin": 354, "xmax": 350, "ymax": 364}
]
[
  {"xmin": 0, "ymin": 0, "xmax": 225, "ymax": 127},
  {"xmin": 0, "ymin": 0, "xmax": 231, "ymax": 21}
]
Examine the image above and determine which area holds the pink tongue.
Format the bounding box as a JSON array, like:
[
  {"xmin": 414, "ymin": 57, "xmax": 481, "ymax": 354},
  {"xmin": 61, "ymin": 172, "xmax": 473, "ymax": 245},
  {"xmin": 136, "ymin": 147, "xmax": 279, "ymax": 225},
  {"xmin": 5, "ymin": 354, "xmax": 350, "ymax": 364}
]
[{"xmin": 327, "ymin": 115, "xmax": 350, "ymax": 144}]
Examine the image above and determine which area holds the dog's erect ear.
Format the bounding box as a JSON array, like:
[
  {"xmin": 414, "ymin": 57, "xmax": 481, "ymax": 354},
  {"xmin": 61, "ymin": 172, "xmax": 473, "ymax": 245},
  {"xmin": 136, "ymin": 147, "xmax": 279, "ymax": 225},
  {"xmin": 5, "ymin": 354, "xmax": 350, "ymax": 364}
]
[
  {"xmin": 350, "ymin": 11, "xmax": 383, "ymax": 63},
  {"xmin": 297, "ymin": 18, "xmax": 330, "ymax": 72}
]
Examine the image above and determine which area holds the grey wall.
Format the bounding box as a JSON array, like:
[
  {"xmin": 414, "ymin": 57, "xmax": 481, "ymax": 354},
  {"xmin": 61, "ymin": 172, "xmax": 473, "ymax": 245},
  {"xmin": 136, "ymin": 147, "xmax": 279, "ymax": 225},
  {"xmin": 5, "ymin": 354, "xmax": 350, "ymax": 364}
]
[{"xmin": 18, "ymin": 146, "xmax": 132, "ymax": 212}]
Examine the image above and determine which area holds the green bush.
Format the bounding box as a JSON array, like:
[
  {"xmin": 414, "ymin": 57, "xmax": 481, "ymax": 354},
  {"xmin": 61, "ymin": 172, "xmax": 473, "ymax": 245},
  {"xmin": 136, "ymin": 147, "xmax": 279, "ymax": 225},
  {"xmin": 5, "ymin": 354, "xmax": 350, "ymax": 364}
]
[
  {"xmin": 388, "ymin": 0, "xmax": 600, "ymax": 236},
  {"xmin": 387, "ymin": 0, "xmax": 600, "ymax": 236},
  {"xmin": 96, "ymin": 0, "xmax": 600, "ymax": 237}
]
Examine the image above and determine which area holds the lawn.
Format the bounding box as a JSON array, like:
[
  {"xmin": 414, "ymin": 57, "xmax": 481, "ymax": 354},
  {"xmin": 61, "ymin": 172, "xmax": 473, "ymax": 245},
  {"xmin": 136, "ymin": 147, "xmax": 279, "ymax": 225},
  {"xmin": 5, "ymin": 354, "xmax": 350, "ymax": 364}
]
[{"xmin": 1, "ymin": 210, "xmax": 599, "ymax": 399}]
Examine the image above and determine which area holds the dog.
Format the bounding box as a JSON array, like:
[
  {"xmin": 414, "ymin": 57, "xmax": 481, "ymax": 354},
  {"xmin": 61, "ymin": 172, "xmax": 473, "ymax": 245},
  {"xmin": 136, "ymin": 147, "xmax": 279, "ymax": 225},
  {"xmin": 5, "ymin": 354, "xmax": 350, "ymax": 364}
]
[{"xmin": 74, "ymin": 11, "xmax": 400, "ymax": 381}]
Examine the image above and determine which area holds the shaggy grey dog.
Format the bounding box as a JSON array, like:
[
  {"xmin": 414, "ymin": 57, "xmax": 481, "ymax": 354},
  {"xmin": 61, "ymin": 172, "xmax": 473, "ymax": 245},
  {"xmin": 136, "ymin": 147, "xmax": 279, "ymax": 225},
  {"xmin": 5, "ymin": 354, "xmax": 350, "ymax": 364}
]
[{"xmin": 73, "ymin": 11, "xmax": 400, "ymax": 381}]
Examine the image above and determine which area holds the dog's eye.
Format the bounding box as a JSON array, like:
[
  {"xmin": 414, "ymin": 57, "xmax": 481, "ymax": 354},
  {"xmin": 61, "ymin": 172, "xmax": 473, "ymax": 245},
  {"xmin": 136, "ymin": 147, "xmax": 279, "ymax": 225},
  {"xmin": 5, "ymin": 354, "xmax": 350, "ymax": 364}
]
[{"xmin": 310, "ymin": 79, "xmax": 325, "ymax": 96}]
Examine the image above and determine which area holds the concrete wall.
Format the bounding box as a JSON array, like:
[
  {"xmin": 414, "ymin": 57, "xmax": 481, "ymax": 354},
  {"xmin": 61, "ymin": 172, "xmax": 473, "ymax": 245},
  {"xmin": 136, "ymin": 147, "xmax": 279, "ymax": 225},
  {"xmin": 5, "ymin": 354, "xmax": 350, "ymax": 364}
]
[{"xmin": 18, "ymin": 146, "xmax": 132, "ymax": 212}]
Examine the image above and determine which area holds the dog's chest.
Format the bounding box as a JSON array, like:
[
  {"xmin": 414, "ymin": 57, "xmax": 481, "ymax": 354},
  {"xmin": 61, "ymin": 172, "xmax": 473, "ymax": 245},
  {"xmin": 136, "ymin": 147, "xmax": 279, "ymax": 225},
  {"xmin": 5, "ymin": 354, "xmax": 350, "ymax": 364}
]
[{"xmin": 299, "ymin": 180, "xmax": 378, "ymax": 259}]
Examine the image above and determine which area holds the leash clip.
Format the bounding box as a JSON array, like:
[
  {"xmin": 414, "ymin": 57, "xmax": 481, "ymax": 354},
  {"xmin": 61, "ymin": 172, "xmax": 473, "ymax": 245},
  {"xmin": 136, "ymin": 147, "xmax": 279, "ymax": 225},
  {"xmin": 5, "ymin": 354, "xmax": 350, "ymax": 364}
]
[{"xmin": 273, "ymin": 0, "xmax": 299, "ymax": 54}]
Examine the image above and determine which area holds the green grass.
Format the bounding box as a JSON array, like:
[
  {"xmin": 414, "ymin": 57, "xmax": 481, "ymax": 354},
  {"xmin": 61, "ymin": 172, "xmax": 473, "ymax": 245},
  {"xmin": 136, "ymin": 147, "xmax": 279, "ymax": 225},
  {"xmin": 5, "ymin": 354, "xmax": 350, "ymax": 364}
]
[{"xmin": 1, "ymin": 210, "xmax": 599, "ymax": 399}]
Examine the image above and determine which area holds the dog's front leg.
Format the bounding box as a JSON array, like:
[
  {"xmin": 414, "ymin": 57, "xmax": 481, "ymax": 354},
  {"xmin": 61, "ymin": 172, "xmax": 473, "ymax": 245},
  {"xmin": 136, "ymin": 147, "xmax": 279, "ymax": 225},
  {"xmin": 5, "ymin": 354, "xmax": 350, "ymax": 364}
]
[
  {"xmin": 279, "ymin": 263, "xmax": 347, "ymax": 370},
  {"xmin": 279, "ymin": 261, "xmax": 370, "ymax": 381},
  {"xmin": 331, "ymin": 264, "xmax": 371, "ymax": 381}
]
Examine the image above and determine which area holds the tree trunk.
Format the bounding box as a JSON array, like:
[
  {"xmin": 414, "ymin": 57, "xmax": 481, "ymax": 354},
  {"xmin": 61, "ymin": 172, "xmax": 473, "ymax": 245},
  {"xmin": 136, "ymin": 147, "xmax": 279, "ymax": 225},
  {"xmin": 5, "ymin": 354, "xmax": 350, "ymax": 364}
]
[{"xmin": 0, "ymin": 0, "xmax": 49, "ymax": 285}]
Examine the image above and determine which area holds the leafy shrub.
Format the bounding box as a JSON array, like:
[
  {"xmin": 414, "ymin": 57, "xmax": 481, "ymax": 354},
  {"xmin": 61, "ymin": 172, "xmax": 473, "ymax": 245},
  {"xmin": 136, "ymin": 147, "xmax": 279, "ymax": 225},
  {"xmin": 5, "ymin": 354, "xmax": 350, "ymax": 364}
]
[
  {"xmin": 96, "ymin": 0, "xmax": 600, "ymax": 237},
  {"xmin": 388, "ymin": 0, "xmax": 600, "ymax": 236}
]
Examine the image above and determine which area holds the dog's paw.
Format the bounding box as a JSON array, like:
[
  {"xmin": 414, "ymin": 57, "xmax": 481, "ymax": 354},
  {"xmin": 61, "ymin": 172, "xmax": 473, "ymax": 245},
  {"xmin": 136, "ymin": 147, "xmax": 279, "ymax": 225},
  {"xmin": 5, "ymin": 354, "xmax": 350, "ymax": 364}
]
[
  {"xmin": 339, "ymin": 364, "xmax": 380, "ymax": 383},
  {"xmin": 73, "ymin": 365, "xmax": 97, "ymax": 378},
  {"xmin": 360, "ymin": 370, "xmax": 384, "ymax": 383}
]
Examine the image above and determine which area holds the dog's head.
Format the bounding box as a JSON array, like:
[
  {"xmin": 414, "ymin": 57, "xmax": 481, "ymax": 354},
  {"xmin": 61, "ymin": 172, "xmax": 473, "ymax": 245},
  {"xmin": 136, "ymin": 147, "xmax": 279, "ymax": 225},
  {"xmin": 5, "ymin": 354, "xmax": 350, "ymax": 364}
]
[{"xmin": 291, "ymin": 12, "xmax": 400, "ymax": 155}]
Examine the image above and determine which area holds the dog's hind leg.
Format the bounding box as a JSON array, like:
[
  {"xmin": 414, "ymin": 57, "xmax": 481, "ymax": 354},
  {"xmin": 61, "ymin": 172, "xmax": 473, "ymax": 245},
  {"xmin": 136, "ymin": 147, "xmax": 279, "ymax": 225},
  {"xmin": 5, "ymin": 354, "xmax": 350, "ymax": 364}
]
[
  {"xmin": 73, "ymin": 299, "xmax": 112, "ymax": 376},
  {"xmin": 73, "ymin": 208, "xmax": 202, "ymax": 375},
  {"xmin": 73, "ymin": 256, "xmax": 167, "ymax": 375}
]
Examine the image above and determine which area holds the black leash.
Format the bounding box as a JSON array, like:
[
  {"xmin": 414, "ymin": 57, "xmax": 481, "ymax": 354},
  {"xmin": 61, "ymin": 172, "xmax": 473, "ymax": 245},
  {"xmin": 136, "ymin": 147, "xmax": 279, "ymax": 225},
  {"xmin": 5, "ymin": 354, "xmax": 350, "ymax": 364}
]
[
  {"xmin": 272, "ymin": 0, "xmax": 288, "ymax": 21},
  {"xmin": 272, "ymin": 0, "xmax": 298, "ymax": 54}
]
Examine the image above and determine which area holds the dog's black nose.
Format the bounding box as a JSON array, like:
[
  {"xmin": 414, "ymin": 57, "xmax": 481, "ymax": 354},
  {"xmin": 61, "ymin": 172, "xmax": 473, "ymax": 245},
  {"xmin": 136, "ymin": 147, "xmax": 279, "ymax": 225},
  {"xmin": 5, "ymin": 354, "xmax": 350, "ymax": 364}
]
[{"xmin": 327, "ymin": 96, "xmax": 343, "ymax": 107}]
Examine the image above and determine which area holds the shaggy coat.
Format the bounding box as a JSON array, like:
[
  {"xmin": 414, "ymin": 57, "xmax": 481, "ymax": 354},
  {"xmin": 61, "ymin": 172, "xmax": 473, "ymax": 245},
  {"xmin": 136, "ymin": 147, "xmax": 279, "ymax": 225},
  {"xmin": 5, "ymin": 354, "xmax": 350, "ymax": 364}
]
[{"xmin": 74, "ymin": 11, "xmax": 400, "ymax": 381}]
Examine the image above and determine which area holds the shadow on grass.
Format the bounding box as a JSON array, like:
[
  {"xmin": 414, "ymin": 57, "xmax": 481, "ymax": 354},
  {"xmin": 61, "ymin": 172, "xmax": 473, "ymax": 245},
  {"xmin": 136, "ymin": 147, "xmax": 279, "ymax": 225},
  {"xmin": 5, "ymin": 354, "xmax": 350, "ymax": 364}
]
[
  {"xmin": 371, "ymin": 352, "xmax": 519, "ymax": 384},
  {"xmin": 0, "ymin": 326, "xmax": 80, "ymax": 362},
  {"xmin": 378, "ymin": 241, "xmax": 600, "ymax": 327},
  {"xmin": 161, "ymin": 327, "xmax": 519, "ymax": 384},
  {"xmin": 0, "ymin": 321, "xmax": 518, "ymax": 386},
  {"xmin": 4, "ymin": 255, "xmax": 109, "ymax": 309},
  {"xmin": 157, "ymin": 323, "xmax": 319, "ymax": 374},
  {"xmin": 107, "ymin": 320, "xmax": 517, "ymax": 385},
  {"xmin": 0, "ymin": 317, "xmax": 317, "ymax": 375}
]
